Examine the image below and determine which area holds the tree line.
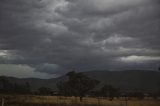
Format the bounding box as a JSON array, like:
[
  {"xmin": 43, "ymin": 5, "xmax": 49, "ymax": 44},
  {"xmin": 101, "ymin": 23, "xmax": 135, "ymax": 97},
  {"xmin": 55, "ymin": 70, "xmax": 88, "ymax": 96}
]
[
  {"xmin": 0, "ymin": 77, "xmax": 52, "ymax": 95},
  {"xmin": 0, "ymin": 77, "xmax": 31, "ymax": 94},
  {"xmin": 56, "ymin": 71, "xmax": 160, "ymax": 101},
  {"xmin": 0, "ymin": 71, "xmax": 160, "ymax": 101}
]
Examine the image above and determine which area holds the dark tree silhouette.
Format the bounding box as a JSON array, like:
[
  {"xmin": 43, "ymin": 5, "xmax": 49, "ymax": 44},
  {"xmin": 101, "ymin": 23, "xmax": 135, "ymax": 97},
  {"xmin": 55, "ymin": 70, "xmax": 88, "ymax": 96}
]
[
  {"xmin": 0, "ymin": 77, "xmax": 14, "ymax": 93},
  {"xmin": 57, "ymin": 81, "xmax": 74, "ymax": 96},
  {"xmin": 13, "ymin": 82, "xmax": 31, "ymax": 94},
  {"xmin": 25, "ymin": 82, "xmax": 31, "ymax": 93},
  {"xmin": 57, "ymin": 71, "xmax": 99, "ymax": 102},
  {"xmin": 0, "ymin": 77, "xmax": 31, "ymax": 94},
  {"xmin": 100, "ymin": 84, "xmax": 119, "ymax": 100},
  {"xmin": 38, "ymin": 87, "xmax": 53, "ymax": 95},
  {"xmin": 133, "ymin": 92, "xmax": 144, "ymax": 100}
]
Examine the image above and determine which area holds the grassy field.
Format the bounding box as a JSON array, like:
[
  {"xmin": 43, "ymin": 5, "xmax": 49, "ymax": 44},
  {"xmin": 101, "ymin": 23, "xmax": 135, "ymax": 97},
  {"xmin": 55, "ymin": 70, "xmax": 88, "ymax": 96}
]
[{"xmin": 0, "ymin": 95, "xmax": 160, "ymax": 106}]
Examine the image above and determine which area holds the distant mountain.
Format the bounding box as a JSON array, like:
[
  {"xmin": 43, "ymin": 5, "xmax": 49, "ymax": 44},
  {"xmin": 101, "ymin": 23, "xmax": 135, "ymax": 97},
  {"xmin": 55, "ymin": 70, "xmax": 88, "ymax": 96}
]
[
  {"xmin": 1, "ymin": 70, "xmax": 160, "ymax": 92},
  {"xmin": 84, "ymin": 70, "xmax": 160, "ymax": 92},
  {"xmin": 0, "ymin": 75, "xmax": 66, "ymax": 91}
]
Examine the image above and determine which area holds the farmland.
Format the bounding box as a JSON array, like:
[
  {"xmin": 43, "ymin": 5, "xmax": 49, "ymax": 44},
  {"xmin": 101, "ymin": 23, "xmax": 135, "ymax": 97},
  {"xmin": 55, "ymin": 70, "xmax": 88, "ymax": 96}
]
[{"xmin": 0, "ymin": 95, "xmax": 160, "ymax": 106}]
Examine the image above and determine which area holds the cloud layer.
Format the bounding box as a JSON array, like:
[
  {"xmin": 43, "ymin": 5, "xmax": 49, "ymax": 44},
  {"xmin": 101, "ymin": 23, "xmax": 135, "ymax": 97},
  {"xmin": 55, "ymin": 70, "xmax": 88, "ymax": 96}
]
[{"xmin": 0, "ymin": 0, "xmax": 160, "ymax": 77}]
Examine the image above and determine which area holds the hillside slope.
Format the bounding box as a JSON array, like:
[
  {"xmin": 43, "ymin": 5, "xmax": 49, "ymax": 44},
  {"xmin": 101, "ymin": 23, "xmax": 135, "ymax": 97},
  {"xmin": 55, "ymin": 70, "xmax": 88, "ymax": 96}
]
[
  {"xmin": 1, "ymin": 70, "xmax": 160, "ymax": 92},
  {"xmin": 84, "ymin": 70, "xmax": 160, "ymax": 92}
]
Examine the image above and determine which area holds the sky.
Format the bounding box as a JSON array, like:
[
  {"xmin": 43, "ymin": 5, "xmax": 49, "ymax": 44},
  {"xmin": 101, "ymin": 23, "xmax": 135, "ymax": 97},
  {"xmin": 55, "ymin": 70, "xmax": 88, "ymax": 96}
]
[{"xmin": 0, "ymin": 0, "xmax": 160, "ymax": 78}]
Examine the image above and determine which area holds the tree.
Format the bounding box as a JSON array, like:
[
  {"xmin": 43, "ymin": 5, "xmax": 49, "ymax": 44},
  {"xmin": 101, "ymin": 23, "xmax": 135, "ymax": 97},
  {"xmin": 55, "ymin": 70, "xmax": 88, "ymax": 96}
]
[
  {"xmin": 25, "ymin": 82, "xmax": 31, "ymax": 93},
  {"xmin": 57, "ymin": 71, "xmax": 99, "ymax": 102},
  {"xmin": 38, "ymin": 87, "xmax": 53, "ymax": 95},
  {"xmin": 0, "ymin": 77, "xmax": 14, "ymax": 93},
  {"xmin": 100, "ymin": 84, "xmax": 119, "ymax": 100},
  {"xmin": 132, "ymin": 92, "xmax": 144, "ymax": 100},
  {"xmin": 13, "ymin": 82, "xmax": 31, "ymax": 94},
  {"xmin": 0, "ymin": 77, "xmax": 31, "ymax": 94},
  {"xmin": 57, "ymin": 81, "xmax": 74, "ymax": 96}
]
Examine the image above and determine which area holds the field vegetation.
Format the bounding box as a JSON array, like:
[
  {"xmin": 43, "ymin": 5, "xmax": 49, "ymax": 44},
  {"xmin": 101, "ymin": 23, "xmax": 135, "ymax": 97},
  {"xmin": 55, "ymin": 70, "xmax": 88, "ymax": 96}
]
[{"xmin": 0, "ymin": 95, "xmax": 160, "ymax": 106}]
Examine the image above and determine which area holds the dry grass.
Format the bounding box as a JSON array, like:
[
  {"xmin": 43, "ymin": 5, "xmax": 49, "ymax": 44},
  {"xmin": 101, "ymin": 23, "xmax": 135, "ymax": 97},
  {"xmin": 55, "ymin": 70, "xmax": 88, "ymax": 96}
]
[{"xmin": 0, "ymin": 95, "xmax": 160, "ymax": 106}]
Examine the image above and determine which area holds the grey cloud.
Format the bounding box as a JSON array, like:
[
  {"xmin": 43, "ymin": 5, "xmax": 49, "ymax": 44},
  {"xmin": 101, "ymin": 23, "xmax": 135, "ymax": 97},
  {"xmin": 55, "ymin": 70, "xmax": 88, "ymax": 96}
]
[
  {"xmin": 66, "ymin": 0, "xmax": 151, "ymax": 15},
  {"xmin": 0, "ymin": 0, "xmax": 160, "ymax": 77},
  {"xmin": 34, "ymin": 63, "xmax": 62, "ymax": 74}
]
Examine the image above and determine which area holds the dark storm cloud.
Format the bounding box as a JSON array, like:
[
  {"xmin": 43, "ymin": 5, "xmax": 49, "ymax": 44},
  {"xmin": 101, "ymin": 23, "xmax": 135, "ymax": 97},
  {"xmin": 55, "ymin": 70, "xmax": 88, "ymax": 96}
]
[{"xmin": 0, "ymin": 0, "xmax": 160, "ymax": 76}]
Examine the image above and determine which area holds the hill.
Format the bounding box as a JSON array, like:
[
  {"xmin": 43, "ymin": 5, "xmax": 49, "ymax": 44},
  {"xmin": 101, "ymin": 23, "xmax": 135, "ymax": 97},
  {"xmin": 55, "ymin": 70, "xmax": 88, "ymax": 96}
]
[
  {"xmin": 0, "ymin": 70, "xmax": 160, "ymax": 92},
  {"xmin": 84, "ymin": 70, "xmax": 160, "ymax": 92}
]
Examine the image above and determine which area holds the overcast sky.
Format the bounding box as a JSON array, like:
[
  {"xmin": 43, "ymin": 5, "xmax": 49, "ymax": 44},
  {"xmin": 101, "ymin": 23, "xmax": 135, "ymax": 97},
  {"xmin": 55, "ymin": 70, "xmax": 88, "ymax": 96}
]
[{"xmin": 0, "ymin": 0, "xmax": 160, "ymax": 78}]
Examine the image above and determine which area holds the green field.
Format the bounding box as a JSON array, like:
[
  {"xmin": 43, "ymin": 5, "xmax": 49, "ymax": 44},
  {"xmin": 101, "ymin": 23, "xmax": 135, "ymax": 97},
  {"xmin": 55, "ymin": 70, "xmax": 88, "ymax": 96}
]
[{"xmin": 0, "ymin": 95, "xmax": 160, "ymax": 106}]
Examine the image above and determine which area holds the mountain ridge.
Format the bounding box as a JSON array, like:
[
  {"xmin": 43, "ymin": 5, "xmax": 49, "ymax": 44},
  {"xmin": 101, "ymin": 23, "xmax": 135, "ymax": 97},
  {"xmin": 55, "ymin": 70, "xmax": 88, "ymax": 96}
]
[{"xmin": 1, "ymin": 70, "xmax": 160, "ymax": 92}]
